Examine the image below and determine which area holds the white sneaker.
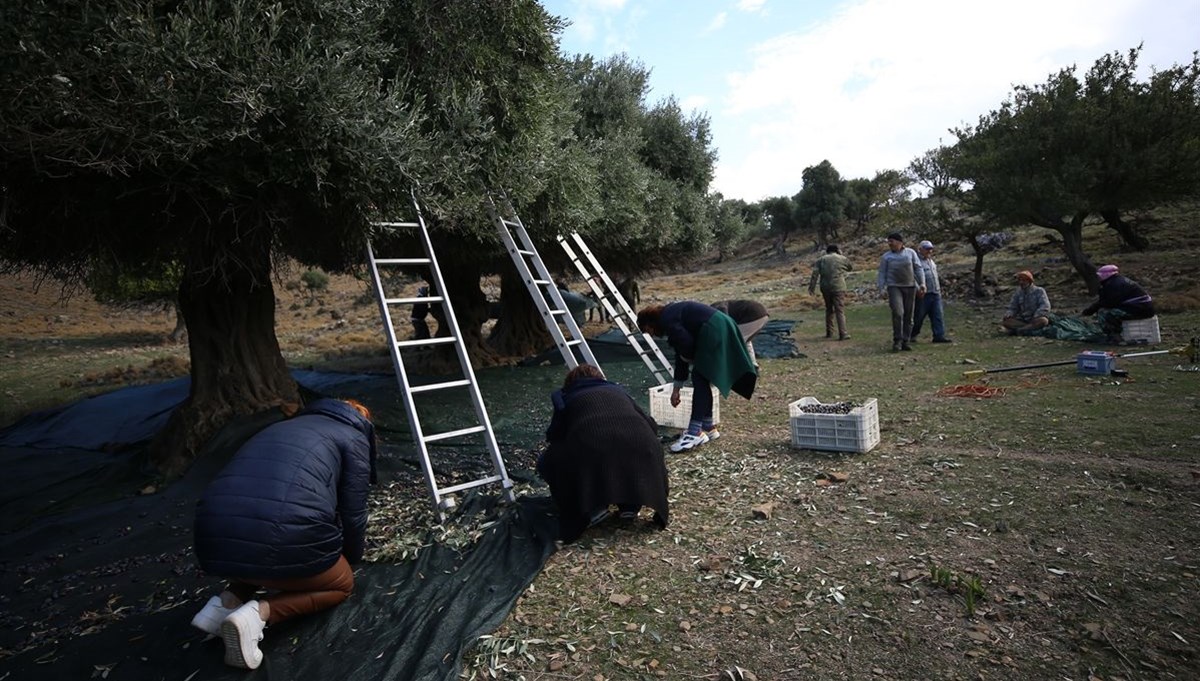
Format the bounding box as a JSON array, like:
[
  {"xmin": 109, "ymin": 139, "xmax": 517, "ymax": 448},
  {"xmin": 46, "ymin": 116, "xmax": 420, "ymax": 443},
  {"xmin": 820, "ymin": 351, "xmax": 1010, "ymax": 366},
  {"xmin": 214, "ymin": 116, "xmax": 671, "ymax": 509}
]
[
  {"xmin": 220, "ymin": 601, "xmax": 266, "ymax": 669},
  {"xmin": 190, "ymin": 595, "xmax": 235, "ymax": 636},
  {"xmin": 704, "ymin": 428, "xmax": 721, "ymax": 442},
  {"xmin": 670, "ymin": 431, "xmax": 709, "ymax": 452}
]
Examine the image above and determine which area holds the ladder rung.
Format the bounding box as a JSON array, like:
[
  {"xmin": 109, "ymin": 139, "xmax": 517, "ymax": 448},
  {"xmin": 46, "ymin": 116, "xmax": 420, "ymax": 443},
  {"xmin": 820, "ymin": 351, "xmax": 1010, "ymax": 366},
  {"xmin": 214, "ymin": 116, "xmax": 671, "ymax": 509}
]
[
  {"xmin": 439, "ymin": 475, "xmax": 504, "ymax": 496},
  {"xmin": 424, "ymin": 425, "xmax": 487, "ymax": 443},
  {"xmin": 548, "ymin": 309, "xmax": 566, "ymax": 316},
  {"xmin": 396, "ymin": 336, "xmax": 457, "ymax": 348},
  {"xmin": 517, "ymin": 249, "xmax": 535, "ymax": 256},
  {"xmin": 532, "ymin": 279, "xmax": 551, "ymax": 286},
  {"xmin": 501, "ymin": 219, "xmax": 521, "ymax": 227},
  {"xmin": 384, "ymin": 296, "xmax": 444, "ymax": 305},
  {"xmin": 371, "ymin": 221, "xmax": 420, "ymax": 228},
  {"xmin": 410, "ymin": 379, "xmax": 472, "ymax": 394},
  {"xmin": 374, "ymin": 258, "xmax": 431, "ymax": 265},
  {"xmin": 565, "ymin": 339, "xmax": 582, "ymax": 347}
]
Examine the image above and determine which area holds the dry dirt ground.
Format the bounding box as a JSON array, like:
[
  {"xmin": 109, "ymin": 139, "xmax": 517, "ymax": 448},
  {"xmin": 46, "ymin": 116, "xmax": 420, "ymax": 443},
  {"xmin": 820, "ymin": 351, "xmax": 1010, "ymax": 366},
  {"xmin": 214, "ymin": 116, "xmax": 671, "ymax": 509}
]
[{"xmin": 2, "ymin": 222, "xmax": 1200, "ymax": 680}]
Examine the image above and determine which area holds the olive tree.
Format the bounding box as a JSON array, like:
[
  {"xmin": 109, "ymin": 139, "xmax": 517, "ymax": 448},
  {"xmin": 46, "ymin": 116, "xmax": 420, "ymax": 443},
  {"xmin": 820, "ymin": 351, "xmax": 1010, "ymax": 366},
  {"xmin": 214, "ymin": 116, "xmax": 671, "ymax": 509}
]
[
  {"xmin": 0, "ymin": 0, "xmax": 567, "ymax": 475},
  {"xmin": 951, "ymin": 46, "xmax": 1200, "ymax": 292}
]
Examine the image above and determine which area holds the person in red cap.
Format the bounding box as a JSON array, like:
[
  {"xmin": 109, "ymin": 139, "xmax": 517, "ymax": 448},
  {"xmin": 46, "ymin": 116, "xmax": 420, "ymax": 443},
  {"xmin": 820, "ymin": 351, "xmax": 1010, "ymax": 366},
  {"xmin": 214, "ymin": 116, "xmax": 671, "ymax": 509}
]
[
  {"xmin": 1081, "ymin": 264, "xmax": 1154, "ymax": 338},
  {"xmin": 1001, "ymin": 270, "xmax": 1052, "ymax": 334}
]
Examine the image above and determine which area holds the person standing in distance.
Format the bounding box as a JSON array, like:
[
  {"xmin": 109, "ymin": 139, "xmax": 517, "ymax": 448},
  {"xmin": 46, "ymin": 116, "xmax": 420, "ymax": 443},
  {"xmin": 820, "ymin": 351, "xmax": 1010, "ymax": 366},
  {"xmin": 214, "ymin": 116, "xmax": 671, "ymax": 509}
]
[
  {"xmin": 808, "ymin": 244, "xmax": 853, "ymax": 340},
  {"xmin": 910, "ymin": 240, "xmax": 952, "ymax": 343},
  {"xmin": 876, "ymin": 232, "xmax": 925, "ymax": 352}
]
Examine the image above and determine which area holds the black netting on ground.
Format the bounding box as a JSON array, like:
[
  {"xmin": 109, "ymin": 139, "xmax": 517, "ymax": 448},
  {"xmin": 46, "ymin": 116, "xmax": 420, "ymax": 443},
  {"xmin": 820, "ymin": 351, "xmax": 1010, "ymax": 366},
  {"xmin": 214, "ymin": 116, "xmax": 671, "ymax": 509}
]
[{"xmin": 0, "ymin": 327, "xmax": 800, "ymax": 680}]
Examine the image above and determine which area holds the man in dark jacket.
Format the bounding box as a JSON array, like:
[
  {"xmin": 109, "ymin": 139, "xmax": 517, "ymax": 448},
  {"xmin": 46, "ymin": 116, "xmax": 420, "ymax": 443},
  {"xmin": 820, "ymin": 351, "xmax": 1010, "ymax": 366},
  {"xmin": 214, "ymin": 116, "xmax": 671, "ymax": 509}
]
[
  {"xmin": 191, "ymin": 398, "xmax": 377, "ymax": 670},
  {"xmin": 1082, "ymin": 264, "xmax": 1155, "ymax": 337},
  {"xmin": 537, "ymin": 364, "xmax": 668, "ymax": 543}
]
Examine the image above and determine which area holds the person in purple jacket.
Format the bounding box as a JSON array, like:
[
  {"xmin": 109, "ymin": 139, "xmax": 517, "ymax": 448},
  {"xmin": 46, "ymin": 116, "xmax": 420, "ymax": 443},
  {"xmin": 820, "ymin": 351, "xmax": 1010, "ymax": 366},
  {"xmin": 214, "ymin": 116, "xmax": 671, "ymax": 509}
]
[{"xmin": 190, "ymin": 398, "xmax": 377, "ymax": 669}]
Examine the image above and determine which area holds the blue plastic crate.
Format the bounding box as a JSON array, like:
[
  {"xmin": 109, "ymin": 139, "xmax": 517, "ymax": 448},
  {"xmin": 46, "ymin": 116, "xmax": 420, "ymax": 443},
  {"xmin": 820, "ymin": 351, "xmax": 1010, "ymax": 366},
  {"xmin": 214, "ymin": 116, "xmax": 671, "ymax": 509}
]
[{"xmin": 1076, "ymin": 351, "xmax": 1115, "ymax": 375}]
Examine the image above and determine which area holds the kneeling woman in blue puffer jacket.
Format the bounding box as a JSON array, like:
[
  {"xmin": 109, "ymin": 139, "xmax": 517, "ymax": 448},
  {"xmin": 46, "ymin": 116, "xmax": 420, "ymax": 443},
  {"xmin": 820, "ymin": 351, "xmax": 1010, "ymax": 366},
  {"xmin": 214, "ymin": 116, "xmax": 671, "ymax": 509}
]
[{"xmin": 191, "ymin": 398, "xmax": 377, "ymax": 670}]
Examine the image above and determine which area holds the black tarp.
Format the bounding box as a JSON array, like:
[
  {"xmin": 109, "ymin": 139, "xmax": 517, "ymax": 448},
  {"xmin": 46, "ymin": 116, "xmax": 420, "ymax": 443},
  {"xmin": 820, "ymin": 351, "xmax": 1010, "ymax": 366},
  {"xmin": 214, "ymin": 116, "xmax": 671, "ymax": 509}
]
[{"xmin": 0, "ymin": 329, "xmax": 801, "ymax": 680}]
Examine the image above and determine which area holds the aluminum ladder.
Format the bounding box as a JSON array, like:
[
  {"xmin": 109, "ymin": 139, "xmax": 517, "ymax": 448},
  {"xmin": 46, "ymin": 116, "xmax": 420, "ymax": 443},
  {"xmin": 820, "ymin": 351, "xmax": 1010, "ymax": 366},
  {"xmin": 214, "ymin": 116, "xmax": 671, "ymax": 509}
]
[
  {"xmin": 368, "ymin": 201, "xmax": 515, "ymax": 521},
  {"xmin": 558, "ymin": 232, "xmax": 673, "ymax": 385},
  {"xmin": 486, "ymin": 194, "xmax": 599, "ymax": 370}
]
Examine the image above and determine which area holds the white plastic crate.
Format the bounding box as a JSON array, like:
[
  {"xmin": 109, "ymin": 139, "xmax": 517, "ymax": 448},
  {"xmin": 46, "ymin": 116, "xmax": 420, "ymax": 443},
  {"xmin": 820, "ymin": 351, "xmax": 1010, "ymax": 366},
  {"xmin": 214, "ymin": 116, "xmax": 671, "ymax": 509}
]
[
  {"xmin": 649, "ymin": 383, "xmax": 720, "ymax": 430},
  {"xmin": 789, "ymin": 397, "xmax": 880, "ymax": 453},
  {"xmin": 1121, "ymin": 316, "xmax": 1160, "ymax": 345}
]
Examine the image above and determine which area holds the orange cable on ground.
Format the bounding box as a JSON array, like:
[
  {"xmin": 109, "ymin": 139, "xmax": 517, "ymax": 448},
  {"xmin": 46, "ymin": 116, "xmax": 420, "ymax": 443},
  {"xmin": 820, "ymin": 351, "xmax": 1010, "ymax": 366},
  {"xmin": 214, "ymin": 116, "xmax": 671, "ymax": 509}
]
[{"xmin": 937, "ymin": 384, "xmax": 1005, "ymax": 398}]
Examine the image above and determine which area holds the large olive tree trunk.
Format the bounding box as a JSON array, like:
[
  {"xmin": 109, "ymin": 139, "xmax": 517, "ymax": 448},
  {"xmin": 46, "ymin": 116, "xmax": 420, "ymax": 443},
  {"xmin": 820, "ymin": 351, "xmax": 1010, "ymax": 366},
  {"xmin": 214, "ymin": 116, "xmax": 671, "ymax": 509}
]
[
  {"xmin": 969, "ymin": 237, "xmax": 988, "ymax": 298},
  {"xmin": 1100, "ymin": 209, "xmax": 1149, "ymax": 251},
  {"xmin": 1033, "ymin": 210, "xmax": 1099, "ymax": 294},
  {"xmin": 149, "ymin": 264, "xmax": 299, "ymax": 478},
  {"xmin": 488, "ymin": 268, "xmax": 552, "ymax": 357},
  {"xmin": 437, "ymin": 261, "xmax": 500, "ymax": 366}
]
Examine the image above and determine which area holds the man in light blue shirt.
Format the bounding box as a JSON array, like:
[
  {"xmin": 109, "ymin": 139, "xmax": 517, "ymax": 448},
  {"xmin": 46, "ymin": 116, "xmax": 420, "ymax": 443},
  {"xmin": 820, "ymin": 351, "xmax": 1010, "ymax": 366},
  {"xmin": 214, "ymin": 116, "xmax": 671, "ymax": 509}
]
[
  {"xmin": 911, "ymin": 240, "xmax": 951, "ymax": 343},
  {"xmin": 876, "ymin": 232, "xmax": 925, "ymax": 352}
]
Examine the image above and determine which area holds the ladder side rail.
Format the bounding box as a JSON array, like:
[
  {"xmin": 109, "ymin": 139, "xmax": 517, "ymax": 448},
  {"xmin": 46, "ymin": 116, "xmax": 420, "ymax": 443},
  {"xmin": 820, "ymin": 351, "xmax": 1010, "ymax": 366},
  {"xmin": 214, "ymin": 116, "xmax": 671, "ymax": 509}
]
[
  {"xmin": 519, "ymin": 228, "xmax": 599, "ymax": 369},
  {"xmin": 414, "ymin": 203, "xmax": 516, "ymax": 503},
  {"xmin": 489, "ymin": 197, "xmax": 597, "ymax": 369},
  {"xmin": 487, "ymin": 201, "xmax": 579, "ymax": 369},
  {"xmin": 608, "ymin": 311, "xmax": 671, "ymax": 385},
  {"xmin": 365, "ymin": 239, "xmax": 446, "ymax": 514},
  {"xmin": 557, "ymin": 235, "xmax": 667, "ymax": 381},
  {"xmin": 566, "ymin": 232, "xmax": 673, "ymax": 376}
]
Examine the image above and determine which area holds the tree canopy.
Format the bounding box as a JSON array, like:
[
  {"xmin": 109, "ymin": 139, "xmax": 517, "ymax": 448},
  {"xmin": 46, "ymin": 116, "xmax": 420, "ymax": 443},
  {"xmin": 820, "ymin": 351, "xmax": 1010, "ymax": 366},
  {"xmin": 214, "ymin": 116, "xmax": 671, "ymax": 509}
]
[
  {"xmin": 0, "ymin": 0, "xmax": 733, "ymax": 473},
  {"xmin": 950, "ymin": 46, "xmax": 1200, "ymax": 291},
  {"xmin": 0, "ymin": 0, "xmax": 573, "ymax": 472},
  {"xmin": 794, "ymin": 160, "xmax": 847, "ymax": 246}
]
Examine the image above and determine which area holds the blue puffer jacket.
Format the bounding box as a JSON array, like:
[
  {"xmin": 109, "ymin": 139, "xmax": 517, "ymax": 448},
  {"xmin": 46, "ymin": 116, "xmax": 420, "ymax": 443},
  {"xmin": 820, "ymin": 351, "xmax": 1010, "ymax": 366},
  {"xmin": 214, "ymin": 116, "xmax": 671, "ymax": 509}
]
[{"xmin": 194, "ymin": 398, "xmax": 377, "ymax": 580}]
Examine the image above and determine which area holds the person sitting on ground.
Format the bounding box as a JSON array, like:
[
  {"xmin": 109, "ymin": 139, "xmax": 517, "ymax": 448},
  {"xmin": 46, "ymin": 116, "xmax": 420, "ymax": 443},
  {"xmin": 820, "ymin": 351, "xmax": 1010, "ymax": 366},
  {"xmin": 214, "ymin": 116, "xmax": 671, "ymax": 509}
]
[
  {"xmin": 808, "ymin": 244, "xmax": 853, "ymax": 340},
  {"xmin": 710, "ymin": 299, "xmax": 770, "ymax": 367},
  {"xmin": 1081, "ymin": 264, "xmax": 1155, "ymax": 339},
  {"xmin": 536, "ymin": 363, "xmax": 669, "ymax": 543},
  {"xmin": 191, "ymin": 398, "xmax": 377, "ymax": 670},
  {"xmin": 637, "ymin": 302, "xmax": 757, "ymax": 452},
  {"xmin": 1001, "ymin": 270, "xmax": 1052, "ymax": 335}
]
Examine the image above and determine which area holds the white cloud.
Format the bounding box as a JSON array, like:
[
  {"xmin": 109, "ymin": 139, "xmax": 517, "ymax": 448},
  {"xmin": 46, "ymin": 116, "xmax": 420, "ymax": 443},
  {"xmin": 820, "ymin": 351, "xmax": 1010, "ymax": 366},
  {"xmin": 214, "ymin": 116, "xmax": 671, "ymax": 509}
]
[
  {"xmin": 680, "ymin": 94, "xmax": 710, "ymax": 112},
  {"xmin": 704, "ymin": 12, "xmax": 728, "ymax": 35},
  {"xmin": 736, "ymin": 0, "xmax": 767, "ymax": 12},
  {"xmin": 712, "ymin": 0, "xmax": 1186, "ymax": 201}
]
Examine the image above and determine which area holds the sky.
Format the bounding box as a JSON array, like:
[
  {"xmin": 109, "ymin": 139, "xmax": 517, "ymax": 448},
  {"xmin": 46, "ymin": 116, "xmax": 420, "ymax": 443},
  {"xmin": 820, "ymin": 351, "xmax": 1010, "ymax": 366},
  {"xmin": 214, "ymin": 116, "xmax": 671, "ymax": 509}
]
[{"xmin": 540, "ymin": 0, "xmax": 1200, "ymax": 203}]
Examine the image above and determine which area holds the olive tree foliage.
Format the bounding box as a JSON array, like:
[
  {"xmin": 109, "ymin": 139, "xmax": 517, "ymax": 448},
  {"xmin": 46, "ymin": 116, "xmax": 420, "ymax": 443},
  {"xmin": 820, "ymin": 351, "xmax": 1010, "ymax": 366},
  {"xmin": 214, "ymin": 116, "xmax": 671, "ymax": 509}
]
[
  {"xmin": 908, "ymin": 146, "xmax": 997, "ymax": 297},
  {"xmin": 950, "ymin": 46, "xmax": 1200, "ymax": 293},
  {"xmin": 549, "ymin": 55, "xmax": 720, "ymax": 273},
  {"xmin": 759, "ymin": 196, "xmax": 799, "ymax": 255},
  {"xmin": 827, "ymin": 169, "xmax": 910, "ymax": 240},
  {"xmin": 1078, "ymin": 47, "xmax": 1200, "ymax": 250},
  {"xmin": 794, "ymin": 160, "xmax": 847, "ymax": 247},
  {"xmin": 710, "ymin": 195, "xmax": 757, "ymax": 262},
  {"xmin": 0, "ymin": 0, "xmax": 571, "ymax": 474}
]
